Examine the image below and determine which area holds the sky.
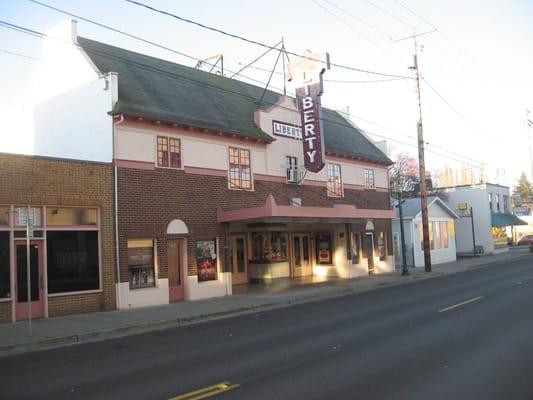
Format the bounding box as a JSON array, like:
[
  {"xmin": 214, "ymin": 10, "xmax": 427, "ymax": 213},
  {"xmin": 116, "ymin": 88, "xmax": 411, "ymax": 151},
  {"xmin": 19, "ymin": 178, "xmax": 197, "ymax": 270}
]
[{"xmin": 1, "ymin": 0, "xmax": 532, "ymax": 188}]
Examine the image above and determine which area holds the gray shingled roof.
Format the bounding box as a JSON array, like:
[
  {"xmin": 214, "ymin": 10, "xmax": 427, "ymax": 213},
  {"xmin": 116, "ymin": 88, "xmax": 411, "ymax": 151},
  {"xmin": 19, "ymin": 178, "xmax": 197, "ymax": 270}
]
[
  {"xmin": 393, "ymin": 196, "xmax": 458, "ymax": 219},
  {"xmin": 78, "ymin": 37, "xmax": 392, "ymax": 165}
]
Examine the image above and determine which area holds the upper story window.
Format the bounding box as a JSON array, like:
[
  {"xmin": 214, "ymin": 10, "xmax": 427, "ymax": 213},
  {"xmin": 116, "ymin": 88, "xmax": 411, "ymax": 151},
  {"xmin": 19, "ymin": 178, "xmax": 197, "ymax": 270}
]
[
  {"xmin": 327, "ymin": 163, "xmax": 343, "ymax": 197},
  {"xmin": 157, "ymin": 136, "xmax": 181, "ymax": 168},
  {"xmin": 364, "ymin": 168, "xmax": 375, "ymax": 189},
  {"xmin": 229, "ymin": 147, "xmax": 252, "ymax": 190},
  {"xmin": 503, "ymin": 195, "xmax": 509, "ymax": 212},
  {"xmin": 286, "ymin": 156, "xmax": 299, "ymax": 183},
  {"xmin": 488, "ymin": 193, "xmax": 493, "ymax": 211},
  {"xmin": 496, "ymin": 194, "xmax": 501, "ymax": 212}
]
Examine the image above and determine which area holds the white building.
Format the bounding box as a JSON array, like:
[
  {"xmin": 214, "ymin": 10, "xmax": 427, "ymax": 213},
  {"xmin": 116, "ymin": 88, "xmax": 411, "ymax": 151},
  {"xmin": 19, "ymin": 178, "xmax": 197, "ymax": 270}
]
[
  {"xmin": 438, "ymin": 183, "xmax": 525, "ymax": 255},
  {"xmin": 392, "ymin": 197, "xmax": 458, "ymax": 268}
]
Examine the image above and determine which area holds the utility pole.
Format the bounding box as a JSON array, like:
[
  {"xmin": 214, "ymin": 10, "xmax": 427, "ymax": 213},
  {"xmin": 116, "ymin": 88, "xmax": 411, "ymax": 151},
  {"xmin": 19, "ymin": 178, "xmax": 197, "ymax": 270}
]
[
  {"xmin": 526, "ymin": 109, "xmax": 533, "ymax": 182},
  {"xmin": 392, "ymin": 30, "xmax": 435, "ymax": 272}
]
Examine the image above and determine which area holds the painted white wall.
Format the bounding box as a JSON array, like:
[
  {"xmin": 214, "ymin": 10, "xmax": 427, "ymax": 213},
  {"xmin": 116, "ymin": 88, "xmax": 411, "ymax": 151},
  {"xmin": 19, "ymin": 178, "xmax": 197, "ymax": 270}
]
[
  {"xmin": 442, "ymin": 185, "xmax": 496, "ymax": 254},
  {"xmin": 32, "ymin": 19, "xmax": 114, "ymax": 162},
  {"xmin": 117, "ymin": 279, "xmax": 169, "ymax": 309},
  {"xmin": 185, "ymin": 272, "xmax": 232, "ymax": 301}
]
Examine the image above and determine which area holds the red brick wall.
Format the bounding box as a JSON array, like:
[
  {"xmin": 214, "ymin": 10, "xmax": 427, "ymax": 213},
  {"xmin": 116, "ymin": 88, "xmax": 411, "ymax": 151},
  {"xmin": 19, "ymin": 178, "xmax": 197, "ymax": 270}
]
[
  {"xmin": 0, "ymin": 302, "xmax": 11, "ymax": 322},
  {"xmin": 117, "ymin": 167, "xmax": 392, "ymax": 280},
  {"xmin": 0, "ymin": 153, "xmax": 116, "ymax": 320}
]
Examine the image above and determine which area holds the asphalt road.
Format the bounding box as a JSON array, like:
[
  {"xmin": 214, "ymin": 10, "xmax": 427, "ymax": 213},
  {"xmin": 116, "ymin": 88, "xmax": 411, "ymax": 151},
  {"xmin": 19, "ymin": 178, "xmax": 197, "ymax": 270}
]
[{"xmin": 3, "ymin": 258, "xmax": 533, "ymax": 400}]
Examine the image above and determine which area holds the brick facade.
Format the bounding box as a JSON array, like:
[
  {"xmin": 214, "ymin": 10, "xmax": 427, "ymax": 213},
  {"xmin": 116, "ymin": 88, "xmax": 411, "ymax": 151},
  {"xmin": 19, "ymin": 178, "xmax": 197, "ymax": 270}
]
[
  {"xmin": 117, "ymin": 167, "xmax": 393, "ymax": 280},
  {"xmin": 0, "ymin": 153, "xmax": 115, "ymax": 321}
]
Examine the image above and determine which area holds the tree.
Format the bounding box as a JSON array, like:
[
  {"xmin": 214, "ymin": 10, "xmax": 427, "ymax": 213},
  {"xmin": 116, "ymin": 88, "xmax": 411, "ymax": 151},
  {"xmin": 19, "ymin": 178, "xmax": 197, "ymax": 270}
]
[
  {"xmin": 389, "ymin": 153, "xmax": 419, "ymax": 195},
  {"xmin": 513, "ymin": 172, "xmax": 533, "ymax": 204}
]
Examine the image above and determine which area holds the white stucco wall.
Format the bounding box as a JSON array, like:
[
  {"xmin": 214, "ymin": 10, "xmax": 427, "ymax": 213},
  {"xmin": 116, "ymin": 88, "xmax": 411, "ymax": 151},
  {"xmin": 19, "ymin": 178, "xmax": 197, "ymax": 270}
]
[
  {"xmin": 32, "ymin": 19, "xmax": 114, "ymax": 162},
  {"xmin": 185, "ymin": 272, "xmax": 232, "ymax": 301}
]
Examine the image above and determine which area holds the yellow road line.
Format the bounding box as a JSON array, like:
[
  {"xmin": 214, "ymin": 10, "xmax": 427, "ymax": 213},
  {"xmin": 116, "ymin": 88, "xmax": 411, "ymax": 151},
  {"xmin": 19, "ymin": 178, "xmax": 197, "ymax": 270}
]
[
  {"xmin": 438, "ymin": 296, "xmax": 483, "ymax": 313},
  {"xmin": 169, "ymin": 382, "xmax": 240, "ymax": 400}
]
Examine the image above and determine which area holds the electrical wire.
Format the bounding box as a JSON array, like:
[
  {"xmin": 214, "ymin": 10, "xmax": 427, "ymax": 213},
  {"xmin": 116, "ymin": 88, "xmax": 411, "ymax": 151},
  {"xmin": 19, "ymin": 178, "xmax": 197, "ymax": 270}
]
[
  {"xmin": 0, "ymin": 48, "xmax": 40, "ymax": 61},
  {"xmin": 123, "ymin": 0, "xmax": 411, "ymax": 79},
  {"xmin": 0, "ymin": 18, "xmax": 501, "ymax": 175}
]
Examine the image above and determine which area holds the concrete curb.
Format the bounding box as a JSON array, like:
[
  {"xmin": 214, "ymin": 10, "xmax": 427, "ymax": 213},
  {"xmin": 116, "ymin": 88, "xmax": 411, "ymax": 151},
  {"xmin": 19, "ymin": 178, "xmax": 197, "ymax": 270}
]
[{"xmin": 1, "ymin": 253, "xmax": 531, "ymax": 357}]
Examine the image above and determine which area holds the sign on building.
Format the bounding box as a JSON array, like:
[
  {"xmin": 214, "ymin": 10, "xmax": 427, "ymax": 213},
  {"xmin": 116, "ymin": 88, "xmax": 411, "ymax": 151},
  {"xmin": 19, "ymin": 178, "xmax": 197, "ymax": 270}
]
[{"xmin": 288, "ymin": 50, "xmax": 330, "ymax": 173}]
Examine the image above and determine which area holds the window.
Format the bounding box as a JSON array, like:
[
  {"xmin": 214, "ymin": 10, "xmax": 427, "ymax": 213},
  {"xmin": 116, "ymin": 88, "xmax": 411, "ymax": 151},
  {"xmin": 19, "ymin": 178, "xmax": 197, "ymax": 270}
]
[
  {"xmin": 327, "ymin": 163, "xmax": 343, "ymax": 197},
  {"xmin": 488, "ymin": 193, "xmax": 493, "ymax": 210},
  {"xmin": 15, "ymin": 207, "xmax": 42, "ymax": 227},
  {"xmin": 196, "ymin": 239, "xmax": 218, "ymax": 282},
  {"xmin": 378, "ymin": 232, "xmax": 386, "ymax": 261},
  {"xmin": 286, "ymin": 156, "xmax": 298, "ymax": 170},
  {"xmin": 128, "ymin": 239, "xmax": 156, "ymax": 289},
  {"xmin": 503, "ymin": 195, "xmax": 509, "ymax": 212},
  {"xmin": 157, "ymin": 136, "xmax": 181, "ymax": 168},
  {"xmin": 250, "ymin": 232, "xmax": 288, "ymax": 262},
  {"xmin": 0, "ymin": 232, "xmax": 9, "ymax": 298},
  {"xmin": 315, "ymin": 233, "xmax": 333, "ymax": 265},
  {"xmin": 229, "ymin": 147, "xmax": 252, "ymax": 190},
  {"xmin": 0, "ymin": 206, "xmax": 8, "ymax": 225},
  {"xmin": 46, "ymin": 207, "xmax": 97, "ymax": 226},
  {"xmin": 420, "ymin": 222, "xmax": 450, "ymax": 251},
  {"xmin": 47, "ymin": 231, "xmax": 100, "ymax": 293},
  {"xmin": 496, "ymin": 194, "xmax": 500, "ymax": 212},
  {"xmin": 364, "ymin": 168, "xmax": 375, "ymax": 189}
]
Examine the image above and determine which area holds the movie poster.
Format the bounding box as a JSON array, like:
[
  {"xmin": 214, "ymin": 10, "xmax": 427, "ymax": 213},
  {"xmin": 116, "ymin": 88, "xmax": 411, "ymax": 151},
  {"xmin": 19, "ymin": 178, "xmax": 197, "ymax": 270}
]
[{"xmin": 196, "ymin": 239, "xmax": 217, "ymax": 282}]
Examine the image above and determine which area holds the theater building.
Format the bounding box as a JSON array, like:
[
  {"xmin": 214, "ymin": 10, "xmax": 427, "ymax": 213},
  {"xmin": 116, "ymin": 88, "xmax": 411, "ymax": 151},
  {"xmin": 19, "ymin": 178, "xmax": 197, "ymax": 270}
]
[
  {"xmin": 30, "ymin": 20, "xmax": 395, "ymax": 310},
  {"xmin": 0, "ymin": 153, "xmax": 115, "ymax": 322}
]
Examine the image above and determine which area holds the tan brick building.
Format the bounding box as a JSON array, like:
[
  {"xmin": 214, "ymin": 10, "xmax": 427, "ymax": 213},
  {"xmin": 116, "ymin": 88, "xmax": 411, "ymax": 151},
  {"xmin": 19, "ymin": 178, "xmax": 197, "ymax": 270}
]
[{"xmin": 0, "ymin": 153, "xmax": 115, "ymax": 322}]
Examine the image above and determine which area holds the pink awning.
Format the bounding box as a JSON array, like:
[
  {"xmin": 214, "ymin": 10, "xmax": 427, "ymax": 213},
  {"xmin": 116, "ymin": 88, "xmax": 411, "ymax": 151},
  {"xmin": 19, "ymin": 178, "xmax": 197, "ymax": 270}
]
[{"xmin": 217, "ymin": 194, "xmax": 394, "ymax": 223}]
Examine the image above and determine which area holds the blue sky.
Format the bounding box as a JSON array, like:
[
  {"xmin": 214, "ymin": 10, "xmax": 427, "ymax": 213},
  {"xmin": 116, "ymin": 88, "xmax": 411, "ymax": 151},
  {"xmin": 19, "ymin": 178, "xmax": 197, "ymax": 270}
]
[{"xmin": 1, "ymin": 0, "xmax": 532, "ymax": 187}]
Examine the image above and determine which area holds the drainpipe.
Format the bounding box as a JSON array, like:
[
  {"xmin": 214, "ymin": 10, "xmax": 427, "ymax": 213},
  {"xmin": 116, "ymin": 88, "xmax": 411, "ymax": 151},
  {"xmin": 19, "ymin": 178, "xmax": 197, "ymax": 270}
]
[{"xmin": 113, "ymin": 113, "xmax": 125, "ymax": 309}]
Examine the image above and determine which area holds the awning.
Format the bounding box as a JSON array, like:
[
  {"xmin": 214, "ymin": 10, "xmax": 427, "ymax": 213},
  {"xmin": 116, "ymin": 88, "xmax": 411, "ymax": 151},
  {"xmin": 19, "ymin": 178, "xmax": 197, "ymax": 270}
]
[
  {"xmin": 218, "ymin": 194, "xmax": 395, "ymax": 223},
  {"xmin": 491, "ymin": 212, "xmax": 527, "ymax": 227}
]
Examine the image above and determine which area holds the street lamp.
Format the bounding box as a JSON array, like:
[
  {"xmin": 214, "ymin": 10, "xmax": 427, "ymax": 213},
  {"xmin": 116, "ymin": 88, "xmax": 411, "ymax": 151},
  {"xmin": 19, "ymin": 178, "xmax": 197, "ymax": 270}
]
[{"xmin": 392, "ymin": 181, "xmax": 409, "ymax": 276}]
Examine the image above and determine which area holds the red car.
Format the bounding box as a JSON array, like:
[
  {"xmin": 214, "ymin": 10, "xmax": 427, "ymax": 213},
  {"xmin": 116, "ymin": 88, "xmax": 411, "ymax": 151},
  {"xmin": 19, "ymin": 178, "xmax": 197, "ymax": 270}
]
[{"xmin": 517, "ymin": 235, "xmax": 533, "ymax": 245}]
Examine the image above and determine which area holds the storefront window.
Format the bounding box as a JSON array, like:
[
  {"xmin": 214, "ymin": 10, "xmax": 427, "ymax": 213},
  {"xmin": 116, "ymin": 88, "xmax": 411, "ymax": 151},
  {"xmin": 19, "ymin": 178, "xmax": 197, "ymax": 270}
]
[
  {"xmin": 196, "ymin": 239, "xmax": 218, "ymax": 282},
  {"xmin": 46, "ymin": 207, "xmax": 97, "ymax": 226},
  {"xmin": 378, "ymin": 232, "xmax": 386, "ymax": 261},
  {"xmin": 15, "ymin": 207, "xmax": 42, "ymax": 227},
  {"xmin": 250, "ymin": 232, "xmax": 288, "ymax": 262},
  {"xmin": 47, "ymin": 231, "xmax": 100, "ymax": 293},
  {"xmin": 128, "ymin": 239, "xmax": 155, "ymax": 289},
  {"xmin": 315, "ymin": 233, "xmax": 333, "ymax": 265},
  {"xmin": 0, "ymin": 232, "xmax": 9, "ymax": 298},
  {"xmin": 0, "ymin": 206, "xmax": 9, "ymax": 225}
]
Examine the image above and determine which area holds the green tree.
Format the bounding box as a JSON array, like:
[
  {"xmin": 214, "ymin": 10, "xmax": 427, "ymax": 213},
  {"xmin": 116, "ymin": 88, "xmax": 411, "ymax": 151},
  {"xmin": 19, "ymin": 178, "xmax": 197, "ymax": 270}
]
[{"xmin": 513, "ymin": 172, "xmax": 533, "ymax": 204}]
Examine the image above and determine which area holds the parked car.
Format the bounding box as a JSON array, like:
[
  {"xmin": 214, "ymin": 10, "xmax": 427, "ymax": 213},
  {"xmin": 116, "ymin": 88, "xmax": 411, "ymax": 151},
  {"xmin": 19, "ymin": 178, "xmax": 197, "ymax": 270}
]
[{"xmin": 517, "ymin": 235, "xmax": 533, "ymax": 246}]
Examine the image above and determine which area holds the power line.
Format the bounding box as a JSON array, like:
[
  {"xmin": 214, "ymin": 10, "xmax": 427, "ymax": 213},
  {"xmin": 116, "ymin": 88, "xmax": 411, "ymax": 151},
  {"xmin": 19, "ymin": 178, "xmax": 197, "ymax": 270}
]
[
  {"xmin": 0, "ymin": 48, "xmax": 40, "ymax": 61},
  {"xmin": 123, "ymin": 0, "xmax": 410, "ymax": 79},
  {"xmin": 0, "ymin": 18, "xmax": 501, "ymax": 175},
  {"xmin": 312, "ymin": 0, "xmax": 406, "ymax": 66}
]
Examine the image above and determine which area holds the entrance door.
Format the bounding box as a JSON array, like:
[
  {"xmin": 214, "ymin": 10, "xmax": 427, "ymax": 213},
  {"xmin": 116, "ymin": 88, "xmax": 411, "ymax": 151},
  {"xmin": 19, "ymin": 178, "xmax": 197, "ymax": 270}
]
[
  {"xmin": 15, "ymin": 242, "xmax": 44, "ymax": 320},
  {"xmin": 168, "ymin": 239, "xmax": 184, "ymax": 302},
  {"xmin": 292, "ymin": 234, "xmax": 312, "ymax": 278},
  {"xmin": 231, "ymin": 235, "xmax": 248, "ymax": 285},
  {"xmin": 364, "ymin": 233, "xmax": 375, "ymax": 275}
]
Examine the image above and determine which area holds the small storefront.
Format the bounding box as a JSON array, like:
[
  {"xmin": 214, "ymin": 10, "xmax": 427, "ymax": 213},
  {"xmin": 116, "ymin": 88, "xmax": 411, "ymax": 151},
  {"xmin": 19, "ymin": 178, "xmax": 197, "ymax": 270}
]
[{"xmin": 0, "ymin": 205, "xmax": 104, "ymax": 321}]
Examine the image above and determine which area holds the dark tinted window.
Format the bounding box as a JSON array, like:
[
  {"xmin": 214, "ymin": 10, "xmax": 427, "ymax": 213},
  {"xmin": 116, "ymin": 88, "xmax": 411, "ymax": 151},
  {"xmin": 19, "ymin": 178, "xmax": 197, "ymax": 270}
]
[
  {"xmin": 0, "ymin": 232, "xmax": 10, "ymax": 298},
  {"xmin": 47, "ymin": 231, "xmax": 99, "ymax": 293}
]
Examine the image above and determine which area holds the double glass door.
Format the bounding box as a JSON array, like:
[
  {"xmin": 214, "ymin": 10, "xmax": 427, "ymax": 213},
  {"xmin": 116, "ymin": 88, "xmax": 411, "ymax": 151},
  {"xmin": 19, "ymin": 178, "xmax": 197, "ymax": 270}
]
[{"xmin": 292, "ymin": 234, "xmax": 311, "ymax": 278}]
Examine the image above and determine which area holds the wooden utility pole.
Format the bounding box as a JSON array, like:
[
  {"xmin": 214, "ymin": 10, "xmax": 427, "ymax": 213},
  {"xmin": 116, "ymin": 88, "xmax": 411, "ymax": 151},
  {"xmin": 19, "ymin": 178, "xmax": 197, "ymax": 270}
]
[{"xmin": 393, "ymin": 30, "xmax": 435, "ymax": 272}]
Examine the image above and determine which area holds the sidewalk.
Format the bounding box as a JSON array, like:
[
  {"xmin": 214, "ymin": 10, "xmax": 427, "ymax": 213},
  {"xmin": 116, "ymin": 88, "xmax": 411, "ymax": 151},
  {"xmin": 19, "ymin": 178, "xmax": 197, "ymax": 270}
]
[{"xmin": 1, "ymin": 248, "xmax": 531, "ymax": 357}]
